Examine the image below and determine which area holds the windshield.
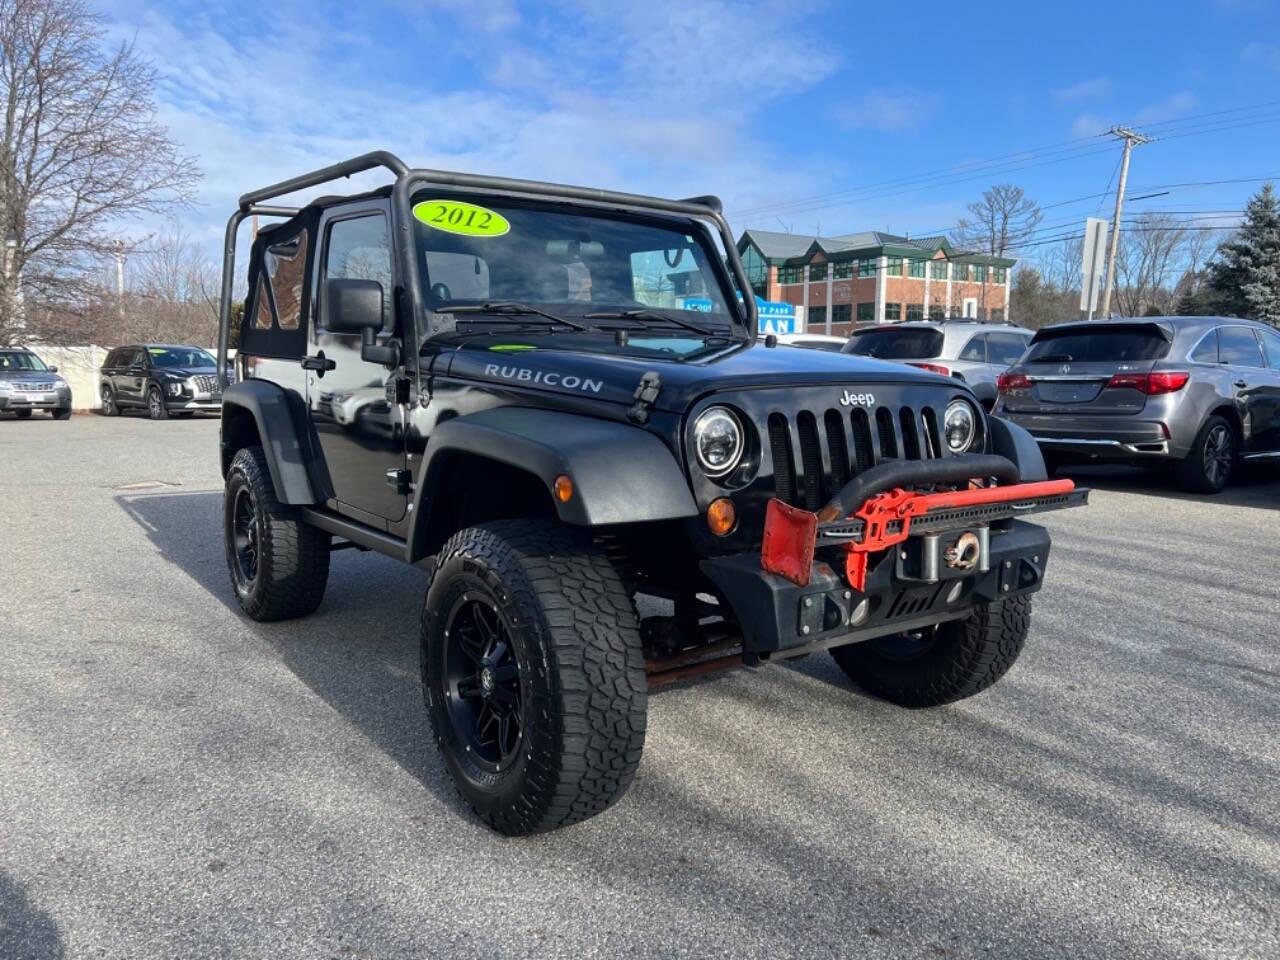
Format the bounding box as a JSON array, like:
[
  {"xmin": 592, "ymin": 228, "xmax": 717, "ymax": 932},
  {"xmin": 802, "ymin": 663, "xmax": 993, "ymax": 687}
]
[
  {"xmin": 0, "ymin": 351, "xmax": 48, "ymax": 372},
  {"xmin": 843, "ymin": 327, "xmax": 944, "ymax": 360},
  {"xmin": 148, "ymin": 347, "xmax": 216, "ymax": 369},
  {"xmin": 1025, "ymin": 327, "xmax": 1170, "ymax": 363},
  {"xmin": 411, "ymin": 192, "xmax": 742, "ymax": 338}
]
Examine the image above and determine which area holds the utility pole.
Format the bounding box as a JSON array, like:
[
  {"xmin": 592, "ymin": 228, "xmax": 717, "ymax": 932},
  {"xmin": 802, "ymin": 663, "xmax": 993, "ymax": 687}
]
[
  {"xmin": 114, "ymin": 239, "xmax": 126, "ymax": 320},
  {"xmin": 1098, "ymin": 126, "xmax": 1150, "ymax": 319}
]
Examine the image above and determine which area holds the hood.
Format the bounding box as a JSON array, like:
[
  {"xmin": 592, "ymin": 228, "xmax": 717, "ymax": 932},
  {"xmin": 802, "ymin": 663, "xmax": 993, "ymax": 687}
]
[
  {"xmin": 0, "ymin": 368, "xmax": 63, "ymax": 383},
  {"xmin": 443, "ymin": 335, "xmax": 957, "ymax": 412},
  {"xmin": 154, "ymin": 367, "xmax": 218, "ymax": 378}
]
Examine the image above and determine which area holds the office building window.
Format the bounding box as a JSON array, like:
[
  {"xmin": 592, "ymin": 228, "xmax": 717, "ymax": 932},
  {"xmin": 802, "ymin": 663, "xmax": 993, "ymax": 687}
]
[
  {"xmin": 886, "ymin": 256, "xmax": 903, "ymax": 275},
  {"xmin": 833, "ymin": 261, "xmax": 853, "ymax": 279},
  {"xmin": 974, "ymin": 264, "xmax": 988, "ymax": 283},
  {"xmin": 809, "ymin": 262, "xmax": 827, "ymax": 281},
  {"xmin": 779, "ymin": 265, "xmax": 803, "ymax": 284},
  {"xmin": 809, "ymin": 306, "xmax": 827, "ymax": 326},
  {"xmin": 952, "ymin": 263, "xmax": 968, "ymax": 282},
  {"xmin": 928, "ymin": 305, "xmax": 945, "ymax": 320},
  {"xmin": 856, "ymin": 302, "xmax": 875, "ymax": 322},
  {"xmin": 858, "ymin": 258, "xmax": 876, "ymax": 278},
  {"xmin": 884, "ymin": 303, "xmax": 901, "ymax": 321},
  {"xmin": 908, "ymin": 258, "xmax": 926, "ymax": 278},
  {"xmin": 906, "ymin": 303, "xmax": 924, "ymax": 321},
  {"xmin": 832, "ymin": 304, "xmax": 851, "ymax": 324}
]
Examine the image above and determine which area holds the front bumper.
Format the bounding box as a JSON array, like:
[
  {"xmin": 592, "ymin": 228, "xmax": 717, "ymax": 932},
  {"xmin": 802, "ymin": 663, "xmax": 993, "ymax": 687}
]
[
  {"xmin": 167, "ymin": 396, "xmax": 222, "ymax": 411},
  {"xmin": 702, "ymin": 520, "xmax": 1052, "ymax": 655},
  {"xmin": 0, "ymin": 391, "xmax": 72, "ymax": 412}
]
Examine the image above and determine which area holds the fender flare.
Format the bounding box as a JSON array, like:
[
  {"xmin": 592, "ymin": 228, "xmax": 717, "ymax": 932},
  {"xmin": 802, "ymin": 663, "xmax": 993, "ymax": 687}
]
[
  {"xmin": 988, "ymin": 415, "xmax": 1047, "ymax": 483},
  {"xmin": 219, "ymin": 380, "xmax": 332, "ymax": 504},
  {"xmin": 409, "ymin": 407, "xmax": 698, "ymax": 555}
]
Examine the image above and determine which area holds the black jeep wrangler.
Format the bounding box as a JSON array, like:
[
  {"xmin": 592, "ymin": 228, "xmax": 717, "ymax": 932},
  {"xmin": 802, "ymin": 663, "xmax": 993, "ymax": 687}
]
[{"xmin": 215, "ymin": 152, "xmax": 1086, "ymax": 835}]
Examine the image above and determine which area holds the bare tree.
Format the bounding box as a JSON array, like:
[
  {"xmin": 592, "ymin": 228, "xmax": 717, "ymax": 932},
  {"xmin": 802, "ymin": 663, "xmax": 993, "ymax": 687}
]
[
  {"xmin": 1040, "ymin": 234, "xmax": 1083, "ymax": 295},
  {"xmin": 0, "ymin": 0, "xmax": 199, "ymax": 344},
  {"xmin": 1114, "ymin": 214, "xmax": 1188, "ymax": 317},
  {"xmin": 952, "ymin": 184, "xmax": 1043, "ymax": 316}
]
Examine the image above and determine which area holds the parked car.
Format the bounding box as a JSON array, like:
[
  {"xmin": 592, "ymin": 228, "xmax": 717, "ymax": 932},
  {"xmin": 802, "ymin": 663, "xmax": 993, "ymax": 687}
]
[
  {"xmin": 770, "ymin": 332, "xmax": 848, "ymax": 351},
  {"xmin": 99, "ymin": 344, "xmax": 226, "ymax": 419},
  {"xmin": 0, "ymin": 347, "xmax": 73, "ymax": 419},
  {"xmin": 842, "ymin": 320, "xmax": 1034, "ymax": 409},
  {"xmin": 993, "ymin": 316, "xmax": 1280, "ymax": 492}
]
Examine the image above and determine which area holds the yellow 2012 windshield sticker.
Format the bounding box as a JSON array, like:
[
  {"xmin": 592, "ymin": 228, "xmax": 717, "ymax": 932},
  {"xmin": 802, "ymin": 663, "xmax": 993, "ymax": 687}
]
[{"xmin": 413, "ymin": 200, "xmax": 510, "ymax": 237}]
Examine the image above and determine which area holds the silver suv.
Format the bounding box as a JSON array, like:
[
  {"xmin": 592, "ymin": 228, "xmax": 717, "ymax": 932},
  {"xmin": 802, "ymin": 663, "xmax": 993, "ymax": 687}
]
[
  {"xmin": 842, "ymin": 320, "xmax": 1033, "ymax": 409},
  {"xmin": 993, "ymin": 316, "xmax": 1280, "ymax": 493}
]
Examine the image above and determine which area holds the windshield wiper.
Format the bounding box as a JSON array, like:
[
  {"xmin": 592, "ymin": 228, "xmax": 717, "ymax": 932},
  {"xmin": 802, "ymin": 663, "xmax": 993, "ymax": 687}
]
[
  {"xmin": 583, "ymin": 308, "xmax": 716, "ymax": 337},
  {"xmin": 443, "ymin": 301, "xmax": 587, "ymax": 331}
]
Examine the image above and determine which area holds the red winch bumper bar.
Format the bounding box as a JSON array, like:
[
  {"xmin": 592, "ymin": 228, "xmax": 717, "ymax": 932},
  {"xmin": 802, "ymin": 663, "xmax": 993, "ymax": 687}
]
[{"xmin": 762, "ymin": 478, "xmax": 1082, "ymax": 590}]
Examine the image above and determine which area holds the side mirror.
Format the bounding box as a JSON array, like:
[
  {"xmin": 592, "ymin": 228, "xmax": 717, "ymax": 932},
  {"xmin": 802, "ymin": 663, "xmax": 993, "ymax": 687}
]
[
  {"xmin": 47, "ymin": 365, "xmax": 58, "ymax": 373},
  {"xmin": 324, "ymin": 277, "xmax": 398, "ymax": 366}
]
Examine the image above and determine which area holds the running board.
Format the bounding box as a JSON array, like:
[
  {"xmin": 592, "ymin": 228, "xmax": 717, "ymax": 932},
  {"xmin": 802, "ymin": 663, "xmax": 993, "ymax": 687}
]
[{"xmin": 299, "ymin": 507, "xmax": 427, "ymax": 568}]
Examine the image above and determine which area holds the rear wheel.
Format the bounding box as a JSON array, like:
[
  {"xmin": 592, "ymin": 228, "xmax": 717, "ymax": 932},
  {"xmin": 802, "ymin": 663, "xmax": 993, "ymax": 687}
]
[
  {"xmin": 422, "ymin": 519, "xmax": 647, "ymax": 835},
  {"xmin": 223, "ymin": 446, "xmax": 330, "ymax": 621},
  {"xmin": 1178, "ymin": 415, "xmax": 1235, "ymax": 493},
  {"xmin": 147, "ymin": 384, "xmax": 169, "ymax": 420},
  {"xmin": 830, "ymin": 596, "xmax": 1031, "ymax": 707},
  {"xmin": 101, "ymin": 385, "xmax": 118, "ymax": 416}
]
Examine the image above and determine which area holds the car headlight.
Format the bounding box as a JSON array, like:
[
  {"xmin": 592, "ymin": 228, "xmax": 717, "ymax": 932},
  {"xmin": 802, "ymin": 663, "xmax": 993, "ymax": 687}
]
[
  {"xmin": 944, "ymin": 399, "xmax": 977, "ymax": 453},
  {"xmin": 167, "ymin": 380, "xmax": 185, "ymax": 396},
  {"xmin": 692, "ymin": 406, "xmax": 744, "ymax": 477}
]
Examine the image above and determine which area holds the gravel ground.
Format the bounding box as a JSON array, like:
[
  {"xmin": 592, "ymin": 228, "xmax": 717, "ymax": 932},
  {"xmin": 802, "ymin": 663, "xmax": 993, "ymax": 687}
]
[{"xmin": 1, "ymin": 413, "xmax": 1277, "ymax": 960}]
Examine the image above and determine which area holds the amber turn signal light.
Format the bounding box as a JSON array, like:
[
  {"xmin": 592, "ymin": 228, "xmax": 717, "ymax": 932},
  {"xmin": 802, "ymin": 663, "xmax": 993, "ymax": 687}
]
[
  {"xmin": 706, "ymin": 497, "xmax": 736, "ymax": 536},
  {"xmin": 553, "ymin": 474, "xmax": 574, "ymax": 503}
]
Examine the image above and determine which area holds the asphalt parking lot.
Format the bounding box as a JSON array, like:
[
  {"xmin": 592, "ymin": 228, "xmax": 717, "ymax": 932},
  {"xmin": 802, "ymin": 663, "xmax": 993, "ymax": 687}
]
[{"xmin": 1, "ymin": 414, "xmax": 1277, "ymax": 960}]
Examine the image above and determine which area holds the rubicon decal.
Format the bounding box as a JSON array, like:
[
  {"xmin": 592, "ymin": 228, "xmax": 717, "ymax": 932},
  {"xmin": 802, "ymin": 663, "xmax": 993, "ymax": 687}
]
[{"xmin": 484, "ymin": 364, "xmax": 604, "ymax": 393}]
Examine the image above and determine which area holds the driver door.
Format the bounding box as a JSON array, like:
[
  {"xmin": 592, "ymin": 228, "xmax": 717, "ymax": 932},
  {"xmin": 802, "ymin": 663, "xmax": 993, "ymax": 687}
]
[{"xmin": 306, "ymin": 203, "xmax": 408, "ymax": 527}]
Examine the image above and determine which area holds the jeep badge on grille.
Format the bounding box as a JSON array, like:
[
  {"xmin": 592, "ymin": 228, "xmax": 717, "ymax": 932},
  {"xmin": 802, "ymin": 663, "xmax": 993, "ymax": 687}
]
[{"xmin": 839, "ymin": 390, "xmax": 875, "ymax": 406}]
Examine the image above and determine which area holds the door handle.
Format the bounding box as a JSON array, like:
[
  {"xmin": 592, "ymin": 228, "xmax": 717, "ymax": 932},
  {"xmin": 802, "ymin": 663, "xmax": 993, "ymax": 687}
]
[{"xmin": 301, "ymin": 355, "xmax": 336, "ymax": 372}]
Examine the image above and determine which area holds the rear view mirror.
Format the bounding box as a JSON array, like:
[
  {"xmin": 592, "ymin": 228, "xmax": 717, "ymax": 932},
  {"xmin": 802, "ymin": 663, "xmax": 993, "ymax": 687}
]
[{"xmin": 323, "ymin": 277, "xmax": 398, "ymax": 366}]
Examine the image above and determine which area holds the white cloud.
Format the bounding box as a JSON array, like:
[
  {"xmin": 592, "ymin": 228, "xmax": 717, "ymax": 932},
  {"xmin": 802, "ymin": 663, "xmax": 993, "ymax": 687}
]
[
  {"xmin": 1053, "ymin": 77, "xmax": 1111, "ymax": 102},
  {"xmin": 835, "ymin": 89, "xmax": 940, "ymax": 132},
  {"xmin": 98, "ymin": 0, "xmax": 839, "ymax": 256},
  {"xmin": 1070, "ymin": 113, "xmax": 1106, "ymax": 138},
  {"xmin": 1134, "ymin": 91, "xmax": 1197, "ymax": 125}
]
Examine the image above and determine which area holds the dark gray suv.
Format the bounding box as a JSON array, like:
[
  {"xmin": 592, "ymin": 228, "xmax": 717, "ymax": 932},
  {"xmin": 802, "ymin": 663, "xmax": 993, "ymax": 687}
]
[{"xmin": 994, "ymin": 316, "xmax": 1280, "ymax": 492}]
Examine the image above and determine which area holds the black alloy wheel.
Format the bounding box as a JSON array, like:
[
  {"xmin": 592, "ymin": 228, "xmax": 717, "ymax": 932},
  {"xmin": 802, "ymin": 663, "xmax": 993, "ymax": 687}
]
[
  {"xmin": 442, "ymin": 593, "xmax": 523, "ymax": 771},
  {"xmin": 101, "ymin": 386, "xmax": 117, "ymax": 416},
  {"xmin": 230, "ymin": 485, "xmax": 259, "ymax": 588}
]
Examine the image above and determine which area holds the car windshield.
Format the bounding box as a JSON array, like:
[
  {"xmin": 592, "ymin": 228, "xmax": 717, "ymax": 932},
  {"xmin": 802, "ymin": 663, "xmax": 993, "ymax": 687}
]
[
  {"xmin": 148, "ymin": 347, "xmax": 216, "ymax": 369},
  {"xmin": 411, "ymin": 192, "xmax": 743, "ymax": 342},
  {"xmin": 843, "ymin": 327, "xmax": 944, "ymax": 360},
  {"xmin": 0, "ymin": 351, "xmax": 48, "ymax": 371},
  {"xmin": 1025, "ymin": 327, "xmax": 1170, "ymax": 363}
]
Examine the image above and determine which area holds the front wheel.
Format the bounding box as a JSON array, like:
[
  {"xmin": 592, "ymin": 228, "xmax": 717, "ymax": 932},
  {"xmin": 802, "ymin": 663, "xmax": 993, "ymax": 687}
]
[
  {"xmin": 1178, "ymin": 415, "xmax": 1235, "ymax": 493},
  {"xmin": 52, "ymin": 408, "xmax": 72, "ymax": 420},
  {"xmin": 223, "ymin": 446, "xmax": 330, "ymax": 621},
  {"xmin": 830, "ymin": 596, "xmax": 1031, "ymax": 708},
  {"xmin": 147, "ymin": 384, "xmax": 169, "ymax": 420},
  {"xmin": 422, "ymin": 519, "xmax": 647, "ymax": 835}
]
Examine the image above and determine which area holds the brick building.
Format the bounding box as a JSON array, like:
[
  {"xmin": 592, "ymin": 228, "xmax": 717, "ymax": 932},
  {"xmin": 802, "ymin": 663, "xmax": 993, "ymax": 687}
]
[{"xmin": 737, "ymin": 229, "xmax": 1015, "ymax": 336}]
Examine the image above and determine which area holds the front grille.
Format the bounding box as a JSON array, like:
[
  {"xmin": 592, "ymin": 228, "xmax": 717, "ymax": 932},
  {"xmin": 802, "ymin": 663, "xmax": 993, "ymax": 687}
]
[
  {"xmin": 190, "ymin": 375, "xmax": 220, "ymax": 393},
  {"xmin": 11, "ymin": 381, "xmax": 57, "ymax": 392},
  {"xmin": 766, "ymin": 403, "xmax": 945, "ymax": 508}
]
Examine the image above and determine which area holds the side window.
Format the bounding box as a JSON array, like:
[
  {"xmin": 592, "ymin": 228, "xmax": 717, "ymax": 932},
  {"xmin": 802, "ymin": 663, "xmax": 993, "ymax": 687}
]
[
  {"xmin": 1189, "ymin": 328, "xmax": 1219, "ymax": 364},
  {"xmin": 957, "ymin": 335, "xmax": 986, "ymax": 362},
  {"xmin": 987, "ymin": 333, "xmax": 1028, "ymax": 366},
  {"xmin": 1257, "ymin": 327, "xmax": 1280, "ymax": 370},
  {"xmin": 324, "ymin": 214, "xmax": 392, "ymax": 330},
  {"xmin": 1218, "ymin": 326, "xmax": 1266, "ymax": 368},
  {"xmin": 255, "ymin": 232, "xmax": 309, "ymax": 330},
  {"xmin": 103, "ymin": 348, "xmax": 119, "ymax": 368}
]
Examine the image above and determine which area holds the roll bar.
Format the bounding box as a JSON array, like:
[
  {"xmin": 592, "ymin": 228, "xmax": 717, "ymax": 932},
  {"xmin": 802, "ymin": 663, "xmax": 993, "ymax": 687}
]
[{"xmin": 216, "ymin": 150, "xmax": 758, "ymax": 387}]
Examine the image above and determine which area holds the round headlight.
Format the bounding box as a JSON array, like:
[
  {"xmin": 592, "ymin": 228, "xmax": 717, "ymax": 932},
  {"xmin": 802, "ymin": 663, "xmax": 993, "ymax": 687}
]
[
  {"xmin": 944, "ymin": 399, "xmax": 977, "ymax": 453},
  {"xmin": 692, "ymin": 406, "xmax": 744, "ymax": 477}
]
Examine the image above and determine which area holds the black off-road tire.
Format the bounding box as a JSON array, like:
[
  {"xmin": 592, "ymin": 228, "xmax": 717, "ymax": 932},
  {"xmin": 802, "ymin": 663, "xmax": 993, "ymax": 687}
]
[
  {"xmin": 1178, "ymin": 415, "xmax": 1236, "ymax": 494},
  {"xmin": 101, "ymin": 385, "xmax": 118, "ymax": 416},
  {"xmin": 223, "ymin": 445, "xmax": 330, "ymax": 621},
  {"xmin": 52, "ymin": 408, "xmax": 72, "ymax": 420},
  {"xmin": 831, "ymin": 596, "xmax": 1031, "ymax": 708},
  {"xmin": 147, "ymin": 384, "xmax": 169, "ymax": 420},
  {"xmin": 421, "ymin": 519, "xmax": 647, "ymax": 836},
  {"xmin": 14, "ymin": 409, "xmax": 32, "ymax": 419}
]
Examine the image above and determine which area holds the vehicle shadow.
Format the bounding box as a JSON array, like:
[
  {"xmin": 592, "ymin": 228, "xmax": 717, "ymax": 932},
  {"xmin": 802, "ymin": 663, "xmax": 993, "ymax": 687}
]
[
  {"xmin": 1051, "ymin": 462, "xmax": 1280, "ymax": 508},
  {"xmin": 113, "ymin": 490, "xmax": 465, "ymax": 817},
  {"xmin": 0, "ymin": 870, "xmax": 64, "ymax": 960}
]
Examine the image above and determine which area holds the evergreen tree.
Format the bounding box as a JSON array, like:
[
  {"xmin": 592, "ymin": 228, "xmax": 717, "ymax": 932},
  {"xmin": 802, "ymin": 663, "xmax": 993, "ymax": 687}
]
[{"xmin": 1205, "ymin": 183, "xmax": 1280, "ymax": 326}]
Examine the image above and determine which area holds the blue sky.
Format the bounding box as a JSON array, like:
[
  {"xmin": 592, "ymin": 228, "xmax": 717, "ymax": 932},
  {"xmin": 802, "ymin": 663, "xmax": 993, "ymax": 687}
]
[{"xmin": 101, "ymin": 0, "xmax": 1280, "ymax": 260}]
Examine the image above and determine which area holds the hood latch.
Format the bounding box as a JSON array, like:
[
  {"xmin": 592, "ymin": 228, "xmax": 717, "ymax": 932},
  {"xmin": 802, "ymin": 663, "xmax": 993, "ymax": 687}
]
[{"xmin": 627, "ymin": 371, "xmax": 662, "ymax": 425}]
